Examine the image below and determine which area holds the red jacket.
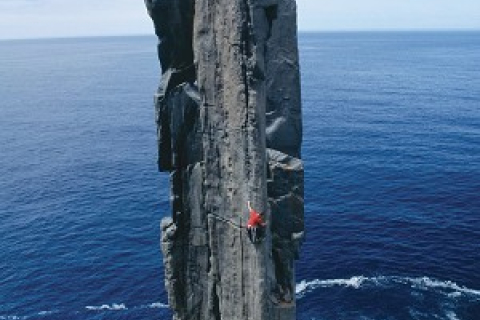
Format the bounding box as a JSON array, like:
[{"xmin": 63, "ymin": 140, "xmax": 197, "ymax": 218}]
[{"xmin": 247, "ymin": 209, "xmax": 265, "ymax": 227}]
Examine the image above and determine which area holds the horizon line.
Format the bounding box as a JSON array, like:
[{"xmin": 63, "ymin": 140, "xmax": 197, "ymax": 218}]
[{"xmin": 1, "ymin": 28, "xmax": 479, "ymax": 42}]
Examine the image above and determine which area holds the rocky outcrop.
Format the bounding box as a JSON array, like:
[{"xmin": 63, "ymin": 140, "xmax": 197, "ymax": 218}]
[{"xmin": 145, "ymin": 1, "xmax": 303, "ymax": 319}]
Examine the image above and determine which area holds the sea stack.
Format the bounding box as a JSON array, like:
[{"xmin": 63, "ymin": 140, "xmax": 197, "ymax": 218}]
[{"xmin": 145, "ymin": 0, "xmax": 304, "ymax": 319}]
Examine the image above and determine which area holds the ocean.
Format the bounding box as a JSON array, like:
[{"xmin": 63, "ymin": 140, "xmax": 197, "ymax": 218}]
[{"xmin": 0, "ymin": 32, "xmax": 479, "ymax": 320}]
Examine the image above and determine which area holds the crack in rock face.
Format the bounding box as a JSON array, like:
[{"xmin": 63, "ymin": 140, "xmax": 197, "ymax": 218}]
[{"xmin": 145, "ymin": 0, "xmax": 304, "ymax": 319}]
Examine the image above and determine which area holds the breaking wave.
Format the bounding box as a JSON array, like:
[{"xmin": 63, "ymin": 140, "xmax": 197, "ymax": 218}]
[{"xmin": 295, "ymin": 275, "xmax": 480, "ymax": 299}]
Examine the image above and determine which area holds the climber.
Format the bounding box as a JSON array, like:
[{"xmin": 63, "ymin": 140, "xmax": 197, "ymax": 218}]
[{"xmin": 246, "ymin": 201, "xmax": 266, "ymax": 244}]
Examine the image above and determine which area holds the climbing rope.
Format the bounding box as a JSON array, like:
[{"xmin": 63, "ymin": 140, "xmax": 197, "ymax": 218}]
[{"xmin": 208, "ymin": 213, "xmax": 245, "ymax": 230}]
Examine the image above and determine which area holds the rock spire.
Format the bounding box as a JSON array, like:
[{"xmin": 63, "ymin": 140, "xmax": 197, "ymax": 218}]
[{"xmin": 145, "ymin": 0, "xmax": 304, "ymax": 319}]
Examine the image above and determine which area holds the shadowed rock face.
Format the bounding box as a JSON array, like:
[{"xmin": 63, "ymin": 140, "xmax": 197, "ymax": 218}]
[
  {"xmin": 145, "ymin": 1, "xmax": 304, "ymax": 319},
  {"xmin": 145, "ymin": 0, "xmax": 195, "ymax": 75}
]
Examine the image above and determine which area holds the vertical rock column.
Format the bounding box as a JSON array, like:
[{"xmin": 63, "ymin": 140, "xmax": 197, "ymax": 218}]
[{"xmin": 145, "ymin": 0, "xmax": 303, "ymax": 319}]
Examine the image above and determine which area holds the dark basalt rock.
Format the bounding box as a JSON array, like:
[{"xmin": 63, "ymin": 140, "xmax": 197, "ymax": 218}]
[
  {"xmin": 267, "ymin": 149, "xmax": 304, "ymax": 302},
  {"xmin": 144, "ymin": 0, "xmax": 195, "ymax": 75},
  {"xmin": 145, "ymin": 1, "xmax": 304, "ymax": 319},
  {"xmin": 155, "ymin": 83, "xmax": 201, "ymax": 172}
]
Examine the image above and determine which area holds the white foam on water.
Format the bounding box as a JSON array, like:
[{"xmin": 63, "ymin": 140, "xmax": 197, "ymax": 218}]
[
  {"xmin": 448, "ymin": 292, "xmax": 462, "ymax": 298},
  {"xmin": 0, "ymin": 310, "xmax": 61, "ymax": 319},
  {"xmin": 85, "ymin": 303, "xmax": 127, "ymax": 311},
  {"xmin": 296, "ymin": 276, "xmax": 366, "ymax": 298},
  {"xmin": 296, "ymin": 275, "xmax": 367, "ymax": 292},
  {"xmin": 136, "ymin": 302, "xmax": 169, "ymax": 310},
  {"xmin": 1, "ymin": 301, "xmax": 168, "ymax": 320},
  {"xmin": 406, "ymin": 276, "xmax": 480, "ymax": 297},
  {"xmin": 36, "ymin": 310, "xmax": 58, "ymax": 317},
  {"xmin": 296, "ymin": 275, "xmax": 480, "ymax": 299},
  {"xmin": 147, "ymin": 302, "xmax": 169, "ymax": 309},
  {"xmin": 446, "ymin": 311, "xmax": 460, "ymax": 320}
]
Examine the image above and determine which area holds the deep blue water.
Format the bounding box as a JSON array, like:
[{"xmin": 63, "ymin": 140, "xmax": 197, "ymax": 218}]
[{"xmin": 1, "ymin": 32, "xmax": 479, "ymax": 320}]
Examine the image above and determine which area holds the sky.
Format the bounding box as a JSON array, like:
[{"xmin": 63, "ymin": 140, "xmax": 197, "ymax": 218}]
[{"xmin": 0, "ymin": 0, "xmax": 479, "ymax": 39}]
